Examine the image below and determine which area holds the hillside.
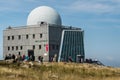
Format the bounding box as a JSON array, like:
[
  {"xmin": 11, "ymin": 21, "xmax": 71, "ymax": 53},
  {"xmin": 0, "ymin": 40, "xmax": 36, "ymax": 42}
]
[{"xmin": 0, "ymin": 61, "xmax": 120, "ymax": 80}]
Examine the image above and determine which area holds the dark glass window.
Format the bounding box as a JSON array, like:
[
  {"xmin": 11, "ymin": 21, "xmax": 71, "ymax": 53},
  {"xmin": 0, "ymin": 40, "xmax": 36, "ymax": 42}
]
[
  {"xmin": 8, "ymin": 36, "xmax": 10, "ymax": 40},
  {"xmin": 18, "ymin": 52, "xmax": 21, "ymax": 55},
  {"xmin": 40, "ymin": 34, "xmax": 42, "ymax": 38},
  {"xmin": 52, "ymin": 44, "xmax": 55, "ymax": 50},
  {"xmin": 33, "ymin": 34, "xmax": 35, "ymax": 39},
  {"xmin": 56, "ymin": 45, "xmax": 59, "ymax": 50},
  {"xmin": 59, "ymin": 30, "xmax": 84, "ymax": 62},
  {"xmin": 12, "ymin": 36, "xmax": 14, "ymax": 40},
  {"xmin": 39, "ymin": 45, "xmax": 41, "ymax": 49},
  {"xmin": 20, "ymin": 46, "xmax": 23, "ymax": 50},
  {"xmin": 33, "ymin": 45, "xmax": 35, "ymax": 49},
  {"xmin": 16, "ymin": 46, "xmax": 18, "ymax": 50},
  {"xmin": 26, "ymin": 34, "xmax": 29, "ymax": 39},
  {"xmin": 18, "ymin": 35, "xmax": 21, "ymax": 40},
  {"xmin": 12, "ymin": 46, "xmax": 14, "ymax": 50},
  {"xmin": 8, "ymin": 46, "xmax": 10, "ymax": 51}
]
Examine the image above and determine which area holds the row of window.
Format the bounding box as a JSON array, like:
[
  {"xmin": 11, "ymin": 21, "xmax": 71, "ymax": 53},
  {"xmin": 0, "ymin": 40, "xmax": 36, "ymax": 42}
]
[
  {"xmin": 7, "ymin": 33, "xmax": 43, "ymax": 40},
  {"xmin": 7, "ymin": 44, "xmax": 59, "ymax": 51},
  {"xmin": 8, "ymin": 46, "xmax": 22, "ymax": 51},
  {"xmin": 7, "ymin": 45, "xmax": 42, "ymax": 51}
]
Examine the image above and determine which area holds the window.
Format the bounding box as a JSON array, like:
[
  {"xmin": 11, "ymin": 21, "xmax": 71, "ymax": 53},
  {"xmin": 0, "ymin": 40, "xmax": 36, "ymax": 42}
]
[
  {"xmin": 40, "ymin": 33, "xmax": 42, "ymax": 38},
  {"xmin": 56, "ymin": 45, "xmax": 59, "ymax": 50},
  {"xmin": 39, "ymin": 45, "xmax": 41, "ymax": 49},
  {"xmin": 41, "ymin": 22, "xmax": 44, "ymax": 24},
  {"xmin": 20, "ymin": 46, "xmax": 23, "ymax": 50},
  {"xmin": 33, "ymin": 34, "xmax": 35, "ymax": 39},
  {"xmin": 8, "ymin": 46, "xmax": 10, "ymax": 51},
  {"xmin": 16, "ymin": 46, "xmax": 18, "ymax": 50},
  {"xmin": 52, "ymin": 44, "xmax": 55, "ymax": 50},
  {"xmin": 33, "ymin": 45, "xmax": 35, "ymax": 49},
  {"xmin": 12, "ymin": 36, "xmax": 14, "ymax": 40},
  {"xmin": 26, "ymin": 34, "xmax": 29, "ymax": 39},
  {"xmin": 12, "ymin": 46, "xmax": 14, "ymax": 50},
  {"xmin": 18, "ymin": 52, "xmax": 21, "ymax": 55},
  {"xmin": 8, "ymin": 36, "xmax": 10, "ymax": 40},
  {"xmin": 18, "ymin": 35, "xmax": 21, "ymax": 40}
]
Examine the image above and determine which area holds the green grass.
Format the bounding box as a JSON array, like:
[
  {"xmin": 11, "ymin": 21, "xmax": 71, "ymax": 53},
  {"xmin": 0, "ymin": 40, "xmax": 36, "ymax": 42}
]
[{"xmin": 0, "ymin": 61, "xmax": 120, "ymax": 80}]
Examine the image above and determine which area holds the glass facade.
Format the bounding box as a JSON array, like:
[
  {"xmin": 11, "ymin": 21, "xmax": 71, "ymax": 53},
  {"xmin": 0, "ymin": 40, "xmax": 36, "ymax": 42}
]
[{"xmin": 58, "ymin": 30, "xmax": 85, "ymax": 62}]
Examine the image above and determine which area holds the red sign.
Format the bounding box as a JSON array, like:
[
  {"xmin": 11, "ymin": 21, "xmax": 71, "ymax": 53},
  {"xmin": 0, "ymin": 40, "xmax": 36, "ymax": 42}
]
[{"xmin": 46, "ymin": 44, "xmax": 49, "ymax": 52}]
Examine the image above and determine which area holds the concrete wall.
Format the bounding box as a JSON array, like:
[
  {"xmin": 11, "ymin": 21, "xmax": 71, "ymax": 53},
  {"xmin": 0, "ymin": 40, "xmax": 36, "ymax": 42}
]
[{"xmin": 3, "ymin": 24, "xmax": 49, "ymax": 61}]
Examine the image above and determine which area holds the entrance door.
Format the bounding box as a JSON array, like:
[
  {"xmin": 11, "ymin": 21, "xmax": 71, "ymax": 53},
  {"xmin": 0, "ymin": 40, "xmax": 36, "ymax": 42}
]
[
  {"xmin": 76, "ymin": 55, "xmax": 82, "ymax": 63},
  {"xmin": 28, "ymin": 50, "xmax": 34, "ymax": 57},
  {"xmin": 28, "ymin": 50, "xmax": 34, "ymax": 61}
]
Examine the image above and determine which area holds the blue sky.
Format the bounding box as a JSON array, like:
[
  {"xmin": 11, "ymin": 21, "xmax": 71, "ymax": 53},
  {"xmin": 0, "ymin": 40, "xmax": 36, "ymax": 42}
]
[{"xmin": 0, "ymin": 0, "xmax": 120, "ymax": 67}]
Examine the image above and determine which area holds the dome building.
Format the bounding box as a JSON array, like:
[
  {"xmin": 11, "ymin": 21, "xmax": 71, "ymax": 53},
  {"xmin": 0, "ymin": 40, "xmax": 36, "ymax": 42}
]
[
  {"xmin": 27, "ymin": 6, "xmax": 62, "ymax": 26},
  {"xmin": 3, "ymin": 6, "xmax": 85, "ymax": 62}
]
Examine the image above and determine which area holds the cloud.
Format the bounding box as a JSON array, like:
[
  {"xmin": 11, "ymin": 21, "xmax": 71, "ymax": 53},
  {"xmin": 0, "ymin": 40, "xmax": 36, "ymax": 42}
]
[
  {"xmin": 106, "ymin": 56, "xmax": 114, "ymax": 61},
  {"xmin": 65, "ymin": 0, "xmax": 120, "ymax": 14},
  {"xmin": 0, "ymin": 0, "xmax": 21, "ymax": 12}
]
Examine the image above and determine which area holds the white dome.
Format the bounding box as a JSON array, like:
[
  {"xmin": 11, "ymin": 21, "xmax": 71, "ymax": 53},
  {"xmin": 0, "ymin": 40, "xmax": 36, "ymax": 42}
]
[{"xmin": 27, "ymin": 6, "xmax": 62, "ymax": 26}]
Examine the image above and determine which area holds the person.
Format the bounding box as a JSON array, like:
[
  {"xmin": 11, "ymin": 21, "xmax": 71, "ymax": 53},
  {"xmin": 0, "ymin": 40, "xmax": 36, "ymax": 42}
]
[
  {"xmin": 12, "ymin": 54, "xmax": 15, "ymax": 60},
  {"xmin": 40, "ymin": 56, "xmax": 43, "ymax": 64},
  {"xmin": 17, "ymin": 53, "xmax": 22, "ymax": 63},
  {"xmin": 50, "ymin": 57, "xmax": 53, "ymax": 62},
  {"xmin": 8, "ymin": 54, "xmax": 12, "ymax": 59},
  {"xmin": 15, "ymin": 54, "xmax": 18, "ymax": 62},
  {"xmin": 33, "ymin": 55, "xmax": 35, "ymax": 61},
  {"xmin": 22, "ymin": 54, "xmax": 26, "ymax": 61},
  {"xmin": 53, "ymin": 54, "xmax": 57, "ymax": 62},
  {"xmin": 30, "ymin": 55, "xmax": 33, "ymax": 61},
  {"xmin": 25, "ymin": 55, "xmax": 29, "ymax": 61},
  {"xmin": 5, "ymin": 55, "xmax": 8, "ymax": 60},
  {"xmin": 38, "ymin": 56, "xmax": 41, "ymax": 63},
  {"xmin": 68, "ymin": 56, "xmax": 73, "ymax": 62},
  {"xmin": 12, "ymin": 54, "xmax": 15, "ymax": 62}
]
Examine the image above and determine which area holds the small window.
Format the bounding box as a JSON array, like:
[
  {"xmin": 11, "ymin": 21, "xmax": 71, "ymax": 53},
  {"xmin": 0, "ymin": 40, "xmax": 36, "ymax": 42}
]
[
  {"xmin": 20, "ymin": 46, "xmax": 23, "ymax": 50},
  {"xmin": 33, "ymin": 34, "xmax": 35, "ymax": 39},
  {"xmin": 40, "ymin": 34, "xmax": 42, "ymax": 38},
  {"xmin": 41, "ymin": 22, "xmax": 44, "ymax": 24},
  {"xmin": 39, "ymin": 45, "xmax": 41, "ymax": 49},
  {"xmin": 8, "ymin": 36, "xmax": 10, "ymax": 40},
  {"xmin": 33, "ymin": 45, "xmax": 35, "ymax": 49},
  {"xmin": 18, "ymin": 35, "xmax": 21, "ymax": 40},
  {"xmin": 8, "ymin": 46, "xmax": 10, "ymax": 51},
  {"xmin": 12, "ymin": 36, "xmax": 14, "ymax": 40},
  {"xmin": 12, "ymin": 46, "xmax": 14, "ymax": 50},
  {"xmin": 16, "ymin": 46, "xmax": 18, "ymax": 50},
  {"xmin": 18, "ymin": 52, "xmax": 21, "ymax": 55},
  {"xmin": 26, "ymin": 34, "xmax": 29, "ymax": 39}
]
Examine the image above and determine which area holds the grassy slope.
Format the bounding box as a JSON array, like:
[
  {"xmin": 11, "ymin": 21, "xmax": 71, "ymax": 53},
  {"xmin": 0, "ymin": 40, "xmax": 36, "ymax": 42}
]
[{"xmin": 0, "ymin": 61, "xmax": 120, "ymax": 80}]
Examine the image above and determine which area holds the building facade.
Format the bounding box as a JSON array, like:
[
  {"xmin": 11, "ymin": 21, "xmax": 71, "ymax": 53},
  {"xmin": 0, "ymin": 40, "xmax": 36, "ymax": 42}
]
[
  {"xmin": 3, "ymin": 6, "xmax": 85, "ymax": 62},
  {"xmin": 58, "ymin": 29, "xmax": 84, "ymax": 62}
]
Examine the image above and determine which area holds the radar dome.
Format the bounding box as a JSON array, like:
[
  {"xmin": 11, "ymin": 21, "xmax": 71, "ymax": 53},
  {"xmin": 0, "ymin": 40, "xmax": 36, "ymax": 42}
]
[{"xmin": 27, "ymin": 6, "xmax": 62, "ymax": 26}]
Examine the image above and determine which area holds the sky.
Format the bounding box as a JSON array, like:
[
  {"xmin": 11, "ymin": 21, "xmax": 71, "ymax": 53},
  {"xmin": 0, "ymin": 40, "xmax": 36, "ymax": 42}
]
[{"xmin": 0, "ymin": 0, "xmax": 120, "ymax": 67}]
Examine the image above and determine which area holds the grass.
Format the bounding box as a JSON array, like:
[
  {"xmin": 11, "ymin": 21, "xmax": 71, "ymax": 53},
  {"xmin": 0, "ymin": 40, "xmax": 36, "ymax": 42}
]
[{"xmin": 0, "ymin": 61, "xmax": 120, "ymax": 80}]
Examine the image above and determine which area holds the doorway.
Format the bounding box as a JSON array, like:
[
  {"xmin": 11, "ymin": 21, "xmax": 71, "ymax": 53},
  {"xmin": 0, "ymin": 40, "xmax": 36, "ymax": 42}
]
[
  {"xmin": 76, "ymin": 55, "xmax": 83, "ymax": 63},
  {"xmin": 28, "ymin": 50, "xmax": 35, "ymax": 61}
]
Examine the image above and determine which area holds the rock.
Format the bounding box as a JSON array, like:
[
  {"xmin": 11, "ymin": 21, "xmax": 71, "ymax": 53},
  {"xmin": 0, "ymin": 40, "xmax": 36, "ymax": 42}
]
[{"xmin": 21, "ymin": 64, "xmax": 29, "ymax": 68}]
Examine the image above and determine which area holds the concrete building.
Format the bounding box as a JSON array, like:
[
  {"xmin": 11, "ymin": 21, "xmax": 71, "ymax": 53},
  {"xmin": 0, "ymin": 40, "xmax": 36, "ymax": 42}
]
[{"xmin": 3, "ymin": 6, "xmax": 85, "ymax": 62}]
